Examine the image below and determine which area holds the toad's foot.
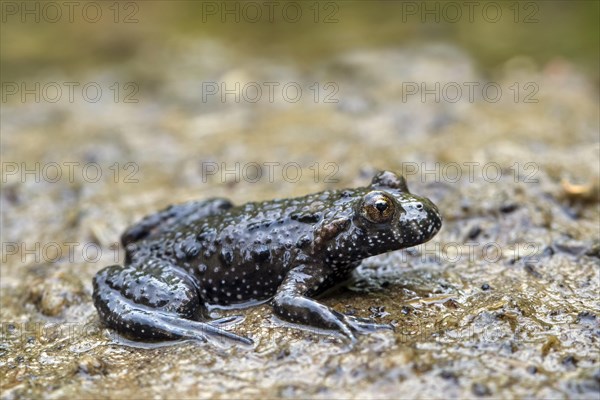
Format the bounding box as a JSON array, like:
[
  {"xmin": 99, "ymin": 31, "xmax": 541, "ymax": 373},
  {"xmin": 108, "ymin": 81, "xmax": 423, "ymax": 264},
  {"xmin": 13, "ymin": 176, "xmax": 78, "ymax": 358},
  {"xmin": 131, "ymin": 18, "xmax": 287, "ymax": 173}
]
[{"xmin": 273, "ymin": 265, "xmax": 393, "ymax": 342}]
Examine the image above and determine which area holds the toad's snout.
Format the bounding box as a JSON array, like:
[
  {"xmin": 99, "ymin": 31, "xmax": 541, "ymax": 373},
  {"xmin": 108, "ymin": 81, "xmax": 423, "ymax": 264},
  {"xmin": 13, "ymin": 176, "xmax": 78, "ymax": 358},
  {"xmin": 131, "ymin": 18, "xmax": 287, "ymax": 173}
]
[{"xmin": 401, "ymin": 198, "xmax": 442, "ymax": 242}]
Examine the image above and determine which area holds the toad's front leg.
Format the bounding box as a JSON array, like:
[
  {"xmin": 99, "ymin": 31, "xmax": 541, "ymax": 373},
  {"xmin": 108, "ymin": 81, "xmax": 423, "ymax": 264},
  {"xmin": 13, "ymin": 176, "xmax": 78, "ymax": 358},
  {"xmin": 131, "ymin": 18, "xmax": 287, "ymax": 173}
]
[{"xmin": 272, "ymin": 265, "xmax": 393, "ymax": 341}]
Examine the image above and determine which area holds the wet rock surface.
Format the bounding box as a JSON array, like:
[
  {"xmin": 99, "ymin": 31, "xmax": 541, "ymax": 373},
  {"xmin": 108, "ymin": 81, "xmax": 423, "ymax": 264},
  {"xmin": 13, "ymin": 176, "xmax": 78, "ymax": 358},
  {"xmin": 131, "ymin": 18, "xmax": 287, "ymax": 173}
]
[{"xmin": 1, "ymin": 38, "xmax": 599, "ymax": 399}]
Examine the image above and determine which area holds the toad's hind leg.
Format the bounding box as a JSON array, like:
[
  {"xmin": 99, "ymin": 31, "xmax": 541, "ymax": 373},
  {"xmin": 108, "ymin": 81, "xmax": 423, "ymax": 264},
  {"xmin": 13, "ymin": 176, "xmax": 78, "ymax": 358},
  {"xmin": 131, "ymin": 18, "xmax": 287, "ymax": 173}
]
[{"xmin": 92, "ymin": 261, "xmax": 252, "ymax": 345}]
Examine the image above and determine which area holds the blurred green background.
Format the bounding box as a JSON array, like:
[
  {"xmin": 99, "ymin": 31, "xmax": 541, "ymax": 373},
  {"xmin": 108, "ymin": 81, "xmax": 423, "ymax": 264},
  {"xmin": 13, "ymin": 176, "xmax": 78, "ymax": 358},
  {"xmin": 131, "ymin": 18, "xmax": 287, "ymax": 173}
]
[{"xmin": 2, "ymin": 0, "xmax": 598, "ymax": 82}]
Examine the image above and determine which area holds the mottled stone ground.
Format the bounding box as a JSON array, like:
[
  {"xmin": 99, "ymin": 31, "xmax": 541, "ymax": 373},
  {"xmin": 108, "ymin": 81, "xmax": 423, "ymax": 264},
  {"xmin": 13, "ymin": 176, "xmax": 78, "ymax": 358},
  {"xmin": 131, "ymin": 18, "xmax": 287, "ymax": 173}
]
[{"xmin": 1, "ymin": 36, "xmax": 598, "ymax": 399}]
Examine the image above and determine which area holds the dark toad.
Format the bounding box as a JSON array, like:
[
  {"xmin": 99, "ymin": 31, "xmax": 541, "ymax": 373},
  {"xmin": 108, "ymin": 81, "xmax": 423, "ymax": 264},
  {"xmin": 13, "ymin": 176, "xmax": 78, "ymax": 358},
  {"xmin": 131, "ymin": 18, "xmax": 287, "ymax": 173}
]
[{"xmin": 92, "ymin": 171, "xmax": 442, "ymax": 344}]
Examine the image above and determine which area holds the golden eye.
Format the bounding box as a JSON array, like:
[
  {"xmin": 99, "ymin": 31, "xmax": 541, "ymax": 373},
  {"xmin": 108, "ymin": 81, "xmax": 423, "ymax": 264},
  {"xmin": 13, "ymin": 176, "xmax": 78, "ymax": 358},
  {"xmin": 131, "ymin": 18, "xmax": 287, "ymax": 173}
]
[{"xmin": 361, "ymin": 192, "xmax": 395, "ymax": 224}]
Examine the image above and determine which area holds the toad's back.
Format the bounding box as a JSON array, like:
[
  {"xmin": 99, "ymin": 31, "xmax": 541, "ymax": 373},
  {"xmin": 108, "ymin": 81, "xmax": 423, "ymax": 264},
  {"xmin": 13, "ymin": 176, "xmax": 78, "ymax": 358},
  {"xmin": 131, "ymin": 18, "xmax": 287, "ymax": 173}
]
[{"xmin": 126, "ymin": 190, "xmax": 359, "ymax": 306}]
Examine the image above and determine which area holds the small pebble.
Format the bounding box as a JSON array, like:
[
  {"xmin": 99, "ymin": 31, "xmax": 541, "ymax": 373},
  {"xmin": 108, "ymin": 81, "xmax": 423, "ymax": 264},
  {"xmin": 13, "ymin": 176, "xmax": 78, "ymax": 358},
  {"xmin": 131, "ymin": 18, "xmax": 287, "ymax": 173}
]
[
  {"xmin": 471, "ymin": 382, "xmax": 492, "ymax": 397},
  {"xmin": 527, "ymin": 366, "xmax": 538, "ymax": 374}
]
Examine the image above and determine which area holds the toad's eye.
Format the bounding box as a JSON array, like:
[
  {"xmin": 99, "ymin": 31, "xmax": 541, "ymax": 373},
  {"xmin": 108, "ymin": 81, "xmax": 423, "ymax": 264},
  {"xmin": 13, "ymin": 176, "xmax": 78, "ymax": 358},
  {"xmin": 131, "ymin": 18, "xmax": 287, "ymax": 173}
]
[{"xmin": 360, "ymin": 191, "xmax": 396, "ymax": 224}]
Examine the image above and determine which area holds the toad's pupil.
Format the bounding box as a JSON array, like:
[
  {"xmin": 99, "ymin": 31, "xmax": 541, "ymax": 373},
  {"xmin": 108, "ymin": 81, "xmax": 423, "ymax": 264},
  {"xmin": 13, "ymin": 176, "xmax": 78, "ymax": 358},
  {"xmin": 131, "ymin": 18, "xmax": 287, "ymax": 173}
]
[{"xmin": 375, "ymin": 201, "xmax": 388, "ymax": 212}]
